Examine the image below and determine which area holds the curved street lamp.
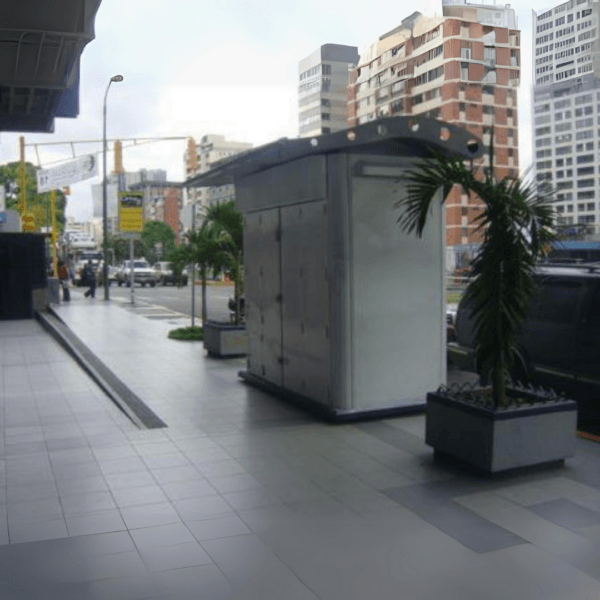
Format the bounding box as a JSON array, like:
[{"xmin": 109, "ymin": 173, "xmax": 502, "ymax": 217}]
[{"xmin": 102, "ymin": 74, "xmax": 124, "ymax": 300}]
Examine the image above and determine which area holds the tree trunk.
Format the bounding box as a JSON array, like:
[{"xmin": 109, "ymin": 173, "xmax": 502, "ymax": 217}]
[
  {"xmin": 201, "ymin": 266, "xmax": 208, "ymax": 325},
  {"xmin": 492, "ymin": 359, "xmax": 506, "ymax": 408},
  {"xmin": 235, "ymin": 251, "xmax": 241, "ymax": 326}
]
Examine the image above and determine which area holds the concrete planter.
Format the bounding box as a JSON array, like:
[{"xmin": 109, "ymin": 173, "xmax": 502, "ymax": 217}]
[
  {"xmin": 203, "ymin": 321, "xmax": 247, "ymax": 358},
  {"xmin": 426, "ymin": 388, "xmax": 578, "ymax": 473}
]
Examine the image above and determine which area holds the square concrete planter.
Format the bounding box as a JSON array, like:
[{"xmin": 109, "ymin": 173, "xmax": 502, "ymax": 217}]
[
  {"xmin": 203, "ymin": 321, "xmax": 247, "ymax": 358},
  {"xmin": 426, "ymin": 388, "xmax": 578, "ymax": 473}
]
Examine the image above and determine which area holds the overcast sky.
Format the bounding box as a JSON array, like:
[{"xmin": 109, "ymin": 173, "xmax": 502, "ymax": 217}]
[{"xmin": 0, "ymin": 0, "xmax": 554, "ymax": 221}]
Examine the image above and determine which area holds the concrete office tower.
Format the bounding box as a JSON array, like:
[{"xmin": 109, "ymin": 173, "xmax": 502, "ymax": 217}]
[
  {"xmin": 298, "ymin": 44, "xmax": 360, "ymax": 137},
  {"xmin": 533, "ymin": 0, "xmax": 600, "ymax": 229},
  {"xmin": 184, "ymin": 134, "xmax": 253, "ymax": 220},
  {"xmin": 347, "ymin": 2, "xmax": 520, "ymax": 261}
]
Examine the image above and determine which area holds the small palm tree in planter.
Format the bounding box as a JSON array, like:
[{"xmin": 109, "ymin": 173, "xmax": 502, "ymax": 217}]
[
  {"xmin": 200, "ymin": 200, "xmax": 247, "ymax": 358},
  {"xmin": 186, "ymin": 220, "xmax": 229, "ymax": 326},
  {"xmin": 395, "ymin": 135, "xmax": 578, "ymax": 474}
]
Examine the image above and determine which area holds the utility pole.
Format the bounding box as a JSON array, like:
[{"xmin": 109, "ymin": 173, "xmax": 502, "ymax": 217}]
[{"xmin": 191, "ymin": 202, "xmax": 196, "ymax": 327}]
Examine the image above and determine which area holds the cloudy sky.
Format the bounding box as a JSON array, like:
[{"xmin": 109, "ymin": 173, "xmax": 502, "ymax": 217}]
[{"xmin": 0, "ymin": 0, "xmax": 554, "ymax": 220}]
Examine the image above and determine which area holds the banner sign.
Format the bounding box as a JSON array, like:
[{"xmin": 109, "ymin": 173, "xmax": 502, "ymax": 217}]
[
  {"xmin": 37, "ymin": 155, "xmax": 98, "ymax": 192},
  {"xmin": 118, "ymin": 191, "xmax": 144, "ymax": 232}
]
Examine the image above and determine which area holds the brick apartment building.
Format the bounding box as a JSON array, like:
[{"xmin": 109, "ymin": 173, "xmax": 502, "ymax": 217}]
[{"xmin": 347, "ymin": 1, "xmax": 520, "ymax": 265}]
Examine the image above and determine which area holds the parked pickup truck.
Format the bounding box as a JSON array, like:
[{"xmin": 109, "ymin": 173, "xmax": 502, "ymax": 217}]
[{"xmin": 116, "ymin": 260, "xmax": 157, "ymax": 287}]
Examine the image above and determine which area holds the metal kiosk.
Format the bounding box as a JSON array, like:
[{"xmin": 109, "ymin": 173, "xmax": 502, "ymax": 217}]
[{"xmin": 186, "ymin": 117, "xmax": 482, "ymax": 422}]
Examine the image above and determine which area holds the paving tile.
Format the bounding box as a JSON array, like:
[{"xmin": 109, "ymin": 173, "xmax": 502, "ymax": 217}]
[
  {"xmin": 156, "ymin": 564, "xmax": 231, "ymax": 599},
  {"xmin": 207, "ymin": 474, "xmax": 265, "ymax": 494},
  {"xmin": 150, "ymin": 464, "xmax": 202, "ymax": 484},
  {"xmin": 49, "ymin": 447, "xmax": 96, "ymax": 466},
  {"xmin": 174, "ymin": 495, "xmax": 235, "ymax": 522},
  {"xmin": 186, "ymin": 515, "xmax": 252, "ymax": 541},
  {"xmin": 65, "ymin": 510, "xmax": 127, "ymax": 536},
  {"xmin": 454, "ymin": 491, "xmax": 595, "ymax": 560},
  {"xmin": 139, "ymin": 540, "xmax": 213, "ymax": 571},
  {"xmin": 195, "ymin": 459, "xmax": 248, "ymax": 478},
  {"xmin": 141, "ymin": 453, "xmax": 190, "ymax": 470},
  {"xmin": 60, "ymin": 491, "xmax": 117, "ymax": 517},
  {"xmin": 7, "ymin": 497, "xmax": 64, "ymax": 525},
  {"xmin": 9, "ymin": 518, "xmax": 69, "ymax": 543},
  {"xmin": 52, "ymin": 461, "xmax": 104, "ymax": 481},
  {"xmin": 83, "ymin": 549, "xmax": 147, "ymax": 580},
  {"xmin": 46, "ymin": 436, "xmax": 90, "ymax": 452},
  {"xmin": 130, "ymin": 522, "xmax": 197, "ymax": 549},
  {"xmin": 133, "ymin": 441, "xmax": 180, "ymax": 457},
  {"xmin": 56, "ymin": 474, "xmax": 109, "ymax": 496},
  {"xmin": 88, "ymin": 571, "xmax": 158, "ymax": 598},
  {"xmin": 483, "ymin": 542, "xmax": 600, "ymax": 600},
  {"xmin": 222, "ymin": 489, "xmax": 284, "ymax": 511},
  {"xmin": 111, "ymin": 484, "xmax": 169, "ymax": 508},
  {"xmin": 528, "ymin": 498, "xmax": 600, "ymax": 531},
  {"xmin": 104, "ymin": 470, "xmax": 156, "ymax": 490},
  {"xmin": 97, "ymin": 456, "xmax": 148, "ymax": 475},
  {"xmin": 120, "ymin": 502, "xmax": 182, "ymax": 529},
  {"xmin": 69, "ymin": 531, "xmax": 137, "ymax": 556},
  {"xmin": 7, "ymin": 481, "xmax": 59, "ymax": 503},
  {"xmin": 161, "ymin": 479, "xmax": 217, "ymax": 501},
  {"xmin": 200, "ymin": 533, "xmax": 290, "ymax": 585},
  {"xmin": 93, "ymin": 445, "xmax": 140, "ymax": 461}
]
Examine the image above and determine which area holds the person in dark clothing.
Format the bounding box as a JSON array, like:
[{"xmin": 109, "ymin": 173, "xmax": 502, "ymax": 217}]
[
  {"xmin": 57, "ymin": 261, "xmax": 70, "ymax": 301},
  {"xmin": 83, "ymin": 260, "xmax": 97, "ymax": 298}
]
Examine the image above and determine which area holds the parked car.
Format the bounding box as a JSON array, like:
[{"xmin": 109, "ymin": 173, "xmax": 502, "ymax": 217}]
[
  {"xmin": 153, "ymin": 262, "xmax": 188, "ymax": 286},
  {"xmin": 116, "ymin": 260, "xmax": 157, "ymax": 287},
  {"xmin": 448, "ymin": 263, "xmax": 600, "ymax": 420}
]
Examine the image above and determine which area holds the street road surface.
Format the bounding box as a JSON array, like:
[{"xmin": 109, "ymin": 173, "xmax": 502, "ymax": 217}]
[{"xmin": 107, "ymin": 282, "xmax": 234, "ymax": 323}]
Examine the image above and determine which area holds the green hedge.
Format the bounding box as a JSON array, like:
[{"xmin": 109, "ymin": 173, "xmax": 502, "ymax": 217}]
[{"xmin": 168, "ymin": 326, "xmax": 203, "ymax": 341}]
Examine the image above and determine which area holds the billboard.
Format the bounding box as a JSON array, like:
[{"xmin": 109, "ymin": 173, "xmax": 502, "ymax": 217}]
[
  {"xmin": 37, "ymin": 155, "xmax": 98, "ymax": 192},
  {"xmin": 118, "ymin": 191, "xmax": 144, "ymax": 232}
]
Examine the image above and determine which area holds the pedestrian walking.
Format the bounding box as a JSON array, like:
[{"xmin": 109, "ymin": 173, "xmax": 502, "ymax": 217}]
[
  {"xmin": 82, "ymin": 260, "xmax": 97, "ymax": 298},
  {"xmin": 57, "ymin": 260, "xmax": 70, "ymax": 302}
]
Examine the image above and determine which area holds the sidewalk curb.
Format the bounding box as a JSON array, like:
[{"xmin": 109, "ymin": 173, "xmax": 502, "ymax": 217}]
[{"xmin": 36, "ymin": 307, "xmax": 167, "ymax": 430}]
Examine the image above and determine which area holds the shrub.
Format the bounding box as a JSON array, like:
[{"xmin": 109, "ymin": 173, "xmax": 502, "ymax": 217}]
[{"xmin": 168, "ymin": 326, "xmax": 203, "ymax": 341}]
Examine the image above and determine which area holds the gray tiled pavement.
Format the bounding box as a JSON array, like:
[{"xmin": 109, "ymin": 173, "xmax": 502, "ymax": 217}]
[{"xmin": 0, "ymin": 289, "xmax": 599, "ymax": 599}]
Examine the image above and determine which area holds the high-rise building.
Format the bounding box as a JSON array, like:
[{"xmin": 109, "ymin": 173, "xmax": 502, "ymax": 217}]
[
  {"xmin": 347, "ymin": 2, "xmax": 520, "ymax": 265},
  {"xmin": 298, "ymin": 44, "xmax": 359, "ymax": 137},
  {"xmin": 184, "ymin": 134, "xmax": 253, "ymax": 223},
  {"xmin": 532, "ymin": 0, "xmax": 600, "ymax": 230}
]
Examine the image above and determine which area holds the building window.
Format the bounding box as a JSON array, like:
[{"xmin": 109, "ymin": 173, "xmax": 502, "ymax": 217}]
[
  {"xmin": 321, "ymin": 127, "xmax": 331, "ymax": 134},
  {"xmin": 577, "ymin": 179, "xmax": 595, "ymax": 187},
  {"xmin": 321, "ymin": 113, "xmax": 330, "ymax": 121},
  {"xmin": 577, "ymin": 166, "xmax": 595, "ymax": 175},
  {"xmin": 588, "ymin": 202, "xmax": 596, "ymax": 210}
]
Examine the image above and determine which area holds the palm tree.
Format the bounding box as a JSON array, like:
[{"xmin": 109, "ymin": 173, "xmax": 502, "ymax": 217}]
[
  {"xmin": 186, "ymin": 221, "xmax": 228, "ymax": 325},
  {"xmin": 203, "ymin": 200, "xmax": 244, "ymax": 325},
  {"xmin": 395, "ymin": 133, "xmax": 558, "ymax": 409}
]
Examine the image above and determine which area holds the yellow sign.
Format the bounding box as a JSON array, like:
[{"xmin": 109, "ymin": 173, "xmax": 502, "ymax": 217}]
[{"xmin": 118, "ymin": 191, "xmax": 144, "ymax": 232}]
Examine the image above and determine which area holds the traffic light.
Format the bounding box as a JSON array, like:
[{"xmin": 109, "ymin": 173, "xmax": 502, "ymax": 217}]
[{"xmin": 21, "ymin": 212, "xmax": 36, "ymax": 231}]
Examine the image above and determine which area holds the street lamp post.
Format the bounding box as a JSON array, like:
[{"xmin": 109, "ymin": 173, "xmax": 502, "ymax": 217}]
[{"xmin": 103, "ymin": 74, "xmax": 124, "ymax": 301}]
